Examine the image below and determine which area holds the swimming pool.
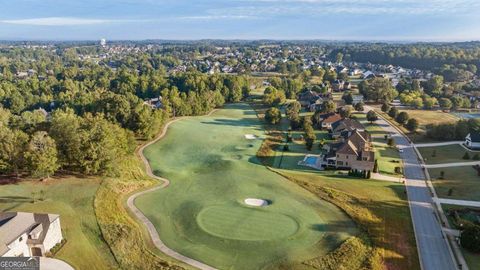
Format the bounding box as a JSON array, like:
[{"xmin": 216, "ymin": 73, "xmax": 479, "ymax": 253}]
[{"xmin": 304, "ymin": 156, "xmax": 318, "ymax": 165}]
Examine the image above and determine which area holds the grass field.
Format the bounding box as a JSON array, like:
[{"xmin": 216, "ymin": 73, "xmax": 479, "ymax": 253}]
[
  {"xmin": 279, "ymin": 170, "xmax": 420, "ymax": 270},
  {"xmin": 372, "ymin": 107, "xmax": 459, "ymax": 143},
  {"xmin": 418, "ymin": 144, "xmax": 478, "ymax": 164},
  {"xmin": 0, "ymin": 177, "xmax": 117, "ymax": 270},
  {"xmin": 135, "ymin": 103, "xmax": 357, "ymax": 270},
  {"xmin": 429, "ymin": 166, "xmax": 480, "ymax": 200}
]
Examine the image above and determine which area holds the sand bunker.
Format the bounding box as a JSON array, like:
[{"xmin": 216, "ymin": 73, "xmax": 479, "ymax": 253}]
[
  {"xmin": 244, "ymin": 134, "xmax": 258, "ymax": 140},
  {"xmin": 244, "ymin": 198, "xmax": 270, "ymax": 207}
]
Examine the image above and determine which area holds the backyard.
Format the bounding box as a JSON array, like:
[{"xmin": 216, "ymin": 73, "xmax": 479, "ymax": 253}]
[
  {"xmin": 0, "ymin": 177, "xmax": 117, "ymax": 270},
  {"xmin": 135, "ymin": 103, "xmax": 358, "ymax": 270}
]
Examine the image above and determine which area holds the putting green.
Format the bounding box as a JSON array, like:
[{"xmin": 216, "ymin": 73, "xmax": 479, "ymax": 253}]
[
  {"xmin": 135, "ymin": 103, "xmax": 357, "ymax": 269},
  {"xmin": 197, "ymin": 205, "xmax": 299, "ymax": 241}
]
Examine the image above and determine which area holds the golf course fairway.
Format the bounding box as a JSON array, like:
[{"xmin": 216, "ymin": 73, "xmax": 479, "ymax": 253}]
[{"xmin": 135, "ymin": 103, "xmax": 357, "ymax": 269}]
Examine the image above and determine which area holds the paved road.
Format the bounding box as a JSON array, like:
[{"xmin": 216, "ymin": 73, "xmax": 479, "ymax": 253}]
[
  {"xmin": 435, "ymin": 198, "xmax": 480, "ymax": 207},
  {"xmin": 415, "ymin": 141, "xmax": 464, "ymax": 148},
  {"xmin": 127, "ymin": 112, "xmax": 218, "ymax": 270},
  {"xmin": 366, "ymin": 107, "xmax": 457, "ymax": 270}
]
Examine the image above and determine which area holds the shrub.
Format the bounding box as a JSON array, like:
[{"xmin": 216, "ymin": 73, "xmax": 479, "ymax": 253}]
[
  {"xmin": 461, "ymin": 225, "xmax": 480, "ymax": 253},
  {"xmin": 473, "ymin": 153, "xmax": 480, "ymax": 160},
  {"xmin": 373, "ymin": 159, "xmax": 379, "ymax": 173},
  {"xmin": 463, "ymin": 152, "xmax": 471, "ymax": 160},
  {"xmin": 387, "ymin": 138, "xmax": 395, "ymax": 147},
  {"xmin": 394, "ymin": 167, "xmax": 402, "ymax": 174}
]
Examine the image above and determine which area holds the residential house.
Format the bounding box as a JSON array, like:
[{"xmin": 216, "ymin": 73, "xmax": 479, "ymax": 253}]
[
  {"xmin": 143, "ymin": 97, "xmax": 163, "ymax": 109},
  {"xmin": 324, "ymin": 129, "xmax": 375, "ymax": 172},
  {"xmin": 362, "ymin": 71, "xmax": 376, "ymax": 79},
  {"xmin": 352, "ymin": 95, "xmax": 364, "ymax": 105},
  {"xmin": 0, "ymin": 212, "xmax": 63, "ymax": 257},
  {"xmin": 308, "ymin": 98, "xmax": 324, "ymax": 112},
  {"xmin": 330, "ymin": 118, "xmax": 365, "ymax": 138},
  {"xmin": 465, "ymin": 132, "xmax": 480, "ymax": 150},
  {"xmin": 315, "ymin": 113, "xmax": 343, "ymax": 129},
  {"xmin": 332, "ymin": 80, "xmax": 345, "ymax": 92},
  {"xmin": 344, "ymin": 81, "xmax": 352, "ymax": 90},
  {"xmin": 298, "ymin": 90, "xmax": 320, "ymax": 107}
]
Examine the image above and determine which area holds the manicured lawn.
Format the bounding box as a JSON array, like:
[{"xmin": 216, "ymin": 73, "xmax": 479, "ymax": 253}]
[
  {"xmin": 429, "ymin": 166, "xmax": 480, "ymax": 200},
  {"xmin": 0, "ymin": 177, "xmax": 117, "ymax": 269},
  {"xmin": 354, "ymin": 112, "xmax": 403, "ymax": 176},
  {"xmin": 419, "ymin": 144, "xmax": 478, "ymax": 164},
  {"xmin": 279, "ymin": 170, "xmax": 420, "ymax": 270},
  {"xmin": 136, "ymin": 103, "xmax": 357, "ymax": 270},
  {"xmin": 400, "ymin": 109, "xmax": 459, "ymax": 127}
]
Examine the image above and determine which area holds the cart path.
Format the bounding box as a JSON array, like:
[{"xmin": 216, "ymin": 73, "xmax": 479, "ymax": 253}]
[{"xmin": 127, "ymin": 111, "xmax": 218, "ymax": 270}]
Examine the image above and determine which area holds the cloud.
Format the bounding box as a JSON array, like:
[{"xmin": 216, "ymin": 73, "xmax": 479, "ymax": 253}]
[{"xmin": 0, "ymin": 17, "xmax": 120, "ymax": 26}]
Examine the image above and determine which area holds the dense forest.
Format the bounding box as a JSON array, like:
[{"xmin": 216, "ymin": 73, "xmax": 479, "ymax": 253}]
[{"xmin": 0, "ymin": 49, "xmax": 251, "ymax": 178}]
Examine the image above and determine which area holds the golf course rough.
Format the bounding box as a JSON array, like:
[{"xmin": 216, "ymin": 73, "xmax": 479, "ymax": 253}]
[{"xmin": 135, "ymin": 103, "xmax": 357, "ymax": 270}]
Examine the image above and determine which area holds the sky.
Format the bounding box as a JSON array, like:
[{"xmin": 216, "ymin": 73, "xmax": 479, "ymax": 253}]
[{"xmin": 0, "ymin": 0, "xmax": 479, "ymax": 41}]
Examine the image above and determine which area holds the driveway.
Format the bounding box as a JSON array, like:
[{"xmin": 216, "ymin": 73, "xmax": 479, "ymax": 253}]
[
  {"xmin": 40, "ymin": 257, "xmax": 74, "ymax": 270},
  {"xmin": 415, "ymin": 141, "xmax": 464, "ymax": 148},
  {"xmin": 365, "ymin": 106, "xmax": 458, "ymax": 270},
  {"xmin": 435, "ymin": 198, "xmax": 480, "ymax": 208},
  {"xmin": 423, "ymin": 162, "xmax": 480, "ymax": 169}
]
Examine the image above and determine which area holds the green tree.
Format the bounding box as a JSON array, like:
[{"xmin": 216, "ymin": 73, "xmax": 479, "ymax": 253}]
[
  {"xmin": 461, "ymin": 225, "xmax": 480, "ymax": 253},
  {"xmin": 321, "ymin": 100, "xmax": 337, "ymax": 113},
  {"xmin": 388, "ymin": 107, "xmax": 399, "ymax": 118},
  {"xmin": 406, "ymin": 118, "xmax": 419, "ymax": 132},
  {"xmin": 367, "ymin": 110, "xmax": 378, "ymax": 123},
  {"xmin": 359, "ymin": 77, "xmax": 398, "ymax": 102},
  {"xmin": 439, "ymin": 98, "xmax": 453, "ymax": 110},
  {"xmin": 265, "ymin": 107, "xmax": 282, "ymax": 125},
  {"xmin": 0, "ymin": 127, "xmax": 29, "ymax": 176},
  {"xmin": 339, "ymin": 106, "xmax": 352, "ymax": 118},
  {"xmin": 381, "ymin": 102, "xmax": 390, "ymax": 112},
  {"xmin": 24, "ymin": 131, "xmax": 59, "ymax": 178},
  {"xmin": 354, "ymin": 102, "xmax": 364, "ymax": 111},
  {"xmin": 396, "ymin": 111, "xmax": 409, "ymax": 125},
  {"xmin": 263, "ymin": 87, "xmax": 286, "ymax": 106}
]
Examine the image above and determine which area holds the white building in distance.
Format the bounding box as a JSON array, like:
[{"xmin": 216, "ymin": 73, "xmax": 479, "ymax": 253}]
[{"xmin": 0, "ymin": 212, "xmax": 63, "ymax": 257}]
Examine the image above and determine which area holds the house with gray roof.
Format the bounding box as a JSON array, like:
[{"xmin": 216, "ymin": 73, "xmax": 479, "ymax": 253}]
[{"xmin": 0, "ymin": 212, "xmax": 63, "ymax": 257}]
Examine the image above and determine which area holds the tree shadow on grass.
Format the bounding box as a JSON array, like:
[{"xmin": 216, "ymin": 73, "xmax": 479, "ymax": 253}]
[
  {"xmin": 0, "ymin": 196, "xmax": 32, "ymax": 204},
  {"xmin": 200, "ymin": 118, "xmax": 264, "ymax": 131}
]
